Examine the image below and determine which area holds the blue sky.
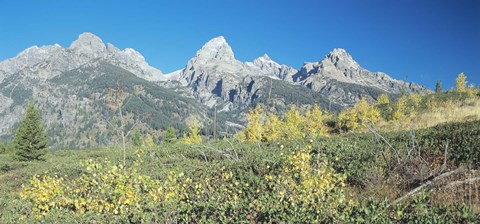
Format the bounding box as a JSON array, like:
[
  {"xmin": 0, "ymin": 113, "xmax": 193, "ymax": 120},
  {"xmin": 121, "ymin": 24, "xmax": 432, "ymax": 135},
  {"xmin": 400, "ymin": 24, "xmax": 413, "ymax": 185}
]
[{"xmin": 0, "ymin": 0, "xmax": 478, "ymax": 89}]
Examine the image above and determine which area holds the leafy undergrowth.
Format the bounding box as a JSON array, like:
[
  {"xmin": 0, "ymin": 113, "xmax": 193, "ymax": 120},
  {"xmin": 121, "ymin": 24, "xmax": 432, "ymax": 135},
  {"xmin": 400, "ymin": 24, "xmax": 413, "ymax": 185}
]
[{"xmin": 1, "ymin": 121, "xmax": 479, "ymax": 223}]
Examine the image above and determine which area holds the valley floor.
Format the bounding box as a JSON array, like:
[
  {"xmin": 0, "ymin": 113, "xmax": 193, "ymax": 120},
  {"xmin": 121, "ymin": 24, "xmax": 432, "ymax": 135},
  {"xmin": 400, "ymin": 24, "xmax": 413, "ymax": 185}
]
[{"xmin": 1, "ymin": 119, "xmax": 479, "ymax": 223}]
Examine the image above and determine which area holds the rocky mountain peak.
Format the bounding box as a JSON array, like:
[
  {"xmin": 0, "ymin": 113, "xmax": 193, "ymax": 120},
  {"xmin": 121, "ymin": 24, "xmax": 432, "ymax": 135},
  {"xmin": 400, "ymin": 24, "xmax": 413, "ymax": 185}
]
[
  {"xmin": 328, "ymin": 48, "xmax": 349, "ymax": 57},
  {"xmin": 191, "ymin": 36, "xmax": 235, "ymax": 64},
  {"xmin": 105, "ymin": 42, "xmax": 163, "ymax": 81},
  {"xmin": 69, "ymin": 32, "xmax": 107, "ymax": 58},
  {"xmin": 323, "ymin": 48, "xmax": 359, "ymax": 69},
  {"xmin": 260, "ymin": 53, "xmax": 271, "ymax": 61},
  {"xmin": 253, "ymin": 53, "xmax": 276, "ymax": 65}
]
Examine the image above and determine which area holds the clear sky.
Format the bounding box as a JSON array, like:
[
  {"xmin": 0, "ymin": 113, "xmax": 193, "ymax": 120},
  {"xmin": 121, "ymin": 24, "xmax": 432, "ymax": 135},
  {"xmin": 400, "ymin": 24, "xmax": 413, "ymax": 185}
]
[{"xmin": 0, "ymin": 0, "xmax": 478, "ymax": 89}]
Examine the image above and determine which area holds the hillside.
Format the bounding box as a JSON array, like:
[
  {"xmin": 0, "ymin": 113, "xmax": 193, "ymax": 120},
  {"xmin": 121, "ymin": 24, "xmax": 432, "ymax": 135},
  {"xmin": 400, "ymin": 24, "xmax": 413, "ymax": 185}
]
[
  {"xmin": 1, "ymin": 119, "xmax": 479, "ymax": 222},
  {"xmin": 0, "ymin": 32, "xmax": 430, "ymax": 149}
]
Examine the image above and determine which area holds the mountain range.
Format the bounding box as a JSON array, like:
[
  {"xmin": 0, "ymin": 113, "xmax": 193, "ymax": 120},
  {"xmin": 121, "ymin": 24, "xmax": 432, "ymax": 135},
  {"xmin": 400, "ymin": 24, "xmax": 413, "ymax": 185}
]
[{"xmin": 0, "ymin": 32, "xmax": 429, "ymax": 148}]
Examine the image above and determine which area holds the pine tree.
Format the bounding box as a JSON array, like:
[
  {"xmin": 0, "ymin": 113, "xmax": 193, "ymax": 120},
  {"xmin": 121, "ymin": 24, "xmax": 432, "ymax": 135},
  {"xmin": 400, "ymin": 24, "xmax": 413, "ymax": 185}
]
[
  {"xmin": 13, "ymin": 101, "xmax": 48, "ymax": 161},
  {"xmin": 455, "ymin": 72, "xmax": 467, "ymax": 93},
  {"xmin": 435, "ymin": 81, "xmax": 442, "ymax": 93}
]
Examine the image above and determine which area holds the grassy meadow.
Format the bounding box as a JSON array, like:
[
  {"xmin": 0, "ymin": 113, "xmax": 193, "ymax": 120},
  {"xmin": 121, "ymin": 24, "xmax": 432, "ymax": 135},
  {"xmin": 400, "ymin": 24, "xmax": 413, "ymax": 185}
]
[{"xmin": 1, "ymin": 91, "xmax": 479, "ymax": 223}]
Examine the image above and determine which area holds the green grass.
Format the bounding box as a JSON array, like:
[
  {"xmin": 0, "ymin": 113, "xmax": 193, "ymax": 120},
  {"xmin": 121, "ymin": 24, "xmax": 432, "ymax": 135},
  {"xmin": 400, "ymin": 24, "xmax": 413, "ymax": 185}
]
[{"xmin": 1, "ymin": 120, "xmax": 479, "ymax": 223}]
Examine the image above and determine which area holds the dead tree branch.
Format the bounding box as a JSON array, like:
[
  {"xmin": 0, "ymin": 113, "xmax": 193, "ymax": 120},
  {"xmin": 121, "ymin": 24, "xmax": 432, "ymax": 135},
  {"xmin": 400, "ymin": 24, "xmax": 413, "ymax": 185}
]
[{"xmin": 389, "ymin": 167, "xmax": 464, "ymax": 207}]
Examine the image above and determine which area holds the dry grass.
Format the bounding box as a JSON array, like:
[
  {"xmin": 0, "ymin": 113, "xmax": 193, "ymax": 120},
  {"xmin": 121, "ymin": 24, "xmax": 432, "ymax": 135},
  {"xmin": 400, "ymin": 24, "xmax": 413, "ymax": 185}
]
[
  {"xmin": 378, "ymin": 98, "xmax": 480, "ymax": 131},
  {"xmin": 431, "ymin": 168, "xmax": 480, "ymax": 212}
]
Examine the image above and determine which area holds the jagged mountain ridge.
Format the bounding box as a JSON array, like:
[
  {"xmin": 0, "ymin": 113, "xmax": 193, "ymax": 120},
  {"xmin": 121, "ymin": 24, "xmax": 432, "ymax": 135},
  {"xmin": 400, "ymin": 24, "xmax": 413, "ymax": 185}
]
[
  {"xmin": 0, "ymin": 32, "xmax": 430, "ymax": 148},
  {"xmin": 168, "ymin": 36, "xmax": 429, "ymax": 110},
  {"xmin": 0, "ymin": 32, "xmax": 164, "ymax": 82},
  {"xmin": 0, "ymin": 33, "xmax": 207, "ymax": 148},
  {"xmin": 291, "ymin": 48, "xmax": 427, "ymax": 106}
]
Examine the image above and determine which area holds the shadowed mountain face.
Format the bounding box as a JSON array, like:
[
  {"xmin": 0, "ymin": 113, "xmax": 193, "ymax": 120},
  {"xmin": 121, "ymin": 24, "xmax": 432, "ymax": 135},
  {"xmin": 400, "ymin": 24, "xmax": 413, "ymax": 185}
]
[{"xmin": 0, "ymin": 33, "xmax": 430, "ymax": 148}]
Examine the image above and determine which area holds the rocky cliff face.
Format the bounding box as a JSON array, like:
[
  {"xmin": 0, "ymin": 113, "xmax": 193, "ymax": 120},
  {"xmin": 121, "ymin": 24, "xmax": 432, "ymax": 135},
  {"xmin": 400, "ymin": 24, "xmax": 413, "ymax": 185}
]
[
  {"xmin": 290, "ymin": 48, "xmax": 429, "ymax": 106},
  {"xmin": 171, "ymin": 36, "xmax": 303, "ymax": 111},
  {"xmin": 245, "ymin": 54, "xmax": 298, "ymax": 80},
  {"xmin": 0, "ymin": 33, "xmax": 201, "ymax": 148},
  {"xmin": 0, "ymin": 32, "xmax": 431, "ymax": 148},
  {"xmin": 171, "ymin": 37, "xmax": 267, "ymax": 109},
  {"xmin": 0, "ymin": 32, "xmax": 164, "ymax": 82},
  {"xmin": 171, "ymin": 38, "xmax": 429, "ymax": 110}
]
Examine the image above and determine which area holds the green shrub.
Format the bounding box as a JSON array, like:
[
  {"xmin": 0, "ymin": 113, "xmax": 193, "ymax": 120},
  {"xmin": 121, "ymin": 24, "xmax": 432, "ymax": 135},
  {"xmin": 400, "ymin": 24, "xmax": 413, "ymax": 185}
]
[{"xmin": 416, "ymin": 120, "xmax": 480, "ymax": 166}]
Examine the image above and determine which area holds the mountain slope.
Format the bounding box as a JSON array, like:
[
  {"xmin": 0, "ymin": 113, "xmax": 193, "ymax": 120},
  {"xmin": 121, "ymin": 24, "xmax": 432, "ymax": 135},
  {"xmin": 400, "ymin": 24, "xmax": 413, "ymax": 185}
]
[
  {"xmin": 0, "ymin": 33, "xmax": 431, "ymax": 148},
  {"xmin": 292, "ymin": 48, "xmax": 429, "ymax": 106},
  {"xmin": 170, "ymin": 37, "xmax": 429, "ymax": 111},
  {"xmin": 0, "ymin": 34, "xmax": 207, "ymax": 148}
]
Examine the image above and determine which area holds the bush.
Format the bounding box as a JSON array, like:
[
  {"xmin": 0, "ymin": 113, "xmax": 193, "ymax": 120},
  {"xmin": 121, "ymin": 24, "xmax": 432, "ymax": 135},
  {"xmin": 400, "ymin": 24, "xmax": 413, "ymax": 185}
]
[
  {"xmin": 18, "ymin": 144, "xmax": 353, "ymax": 222},
  {"xmin": 416, "ymin": 120, "xmax": 480, "ymax": 166}
]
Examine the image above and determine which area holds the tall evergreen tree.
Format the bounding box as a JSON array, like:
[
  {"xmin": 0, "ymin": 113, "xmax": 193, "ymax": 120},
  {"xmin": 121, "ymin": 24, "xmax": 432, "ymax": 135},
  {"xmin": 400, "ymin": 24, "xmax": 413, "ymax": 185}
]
[
  {"xmin": 435, "ymin": 80, "xmax": 442, "ymax": 93},
  {"xmin": 13, "ymin": 101, "xmax": 48, "ymax": 161}
]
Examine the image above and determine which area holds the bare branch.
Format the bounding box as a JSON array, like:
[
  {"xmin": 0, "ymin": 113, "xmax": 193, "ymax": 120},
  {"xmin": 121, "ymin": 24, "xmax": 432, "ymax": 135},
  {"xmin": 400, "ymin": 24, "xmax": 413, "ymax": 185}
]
[
  {"xmin": 439, "ymin": 141, "xmax": 449, "ymax": 174},
  {"xmin": 365, "ymin": 123, "xmax": 401, "ymax": 165},
  {"xmin": 439, "ymin": 176, "xmax": 480, "ymax": 189},
  {"xmin": 389, "ymin": 167, "xmax": 464, "ymax": 207}
]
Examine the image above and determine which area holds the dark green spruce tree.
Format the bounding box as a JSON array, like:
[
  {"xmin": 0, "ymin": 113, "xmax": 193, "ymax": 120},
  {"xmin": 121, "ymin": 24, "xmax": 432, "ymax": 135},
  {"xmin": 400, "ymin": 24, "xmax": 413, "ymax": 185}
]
[
  {"xmin": 435, "ymin": 80, "xmax": 442, "ymax": 93},
  {"xmin": 13, "ymin": 101, "xmax": 48, "ymax": 161}
]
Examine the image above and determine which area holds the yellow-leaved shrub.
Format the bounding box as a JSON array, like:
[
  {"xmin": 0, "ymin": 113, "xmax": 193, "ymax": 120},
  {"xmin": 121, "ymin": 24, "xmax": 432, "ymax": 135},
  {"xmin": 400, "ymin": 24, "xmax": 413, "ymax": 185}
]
[
  {"xmin": 180, "ymin": 123, "xmax": 202, "ymax": 144},
  {"xmin": 244, "ymin": 105, "xmax": 264, "ymax": 142},
  {"xmin": 283, "ymin": 105, "xmax": 306, "ymax": 140},
  {"xmin": 264, "ymin": 146, "xmax": 350, "ymax": 220},
  {"xmin": 262, "ymin": 113, "xmax": 282, "ymax": 141},
  {"xmin": 20, "ymin": 174, "xmax": 66, "ymax": 217},
  {"xmin": 338, "ymin": 97, "xmax": 381, "ymax": 132},
  {"xmin": 242, "ymin": 104, "xmax": 331, "ymax": 142},
  {"xmin": 392, "ymin": 95, "xmax": 408, "ymax": 121},
  {"xmin": 20, "ymin": 153, "xmax": 189, "ymax": 219},
  {"xmin": 305, "ymin": 104, "xmax": 330, "ymax": 138}
]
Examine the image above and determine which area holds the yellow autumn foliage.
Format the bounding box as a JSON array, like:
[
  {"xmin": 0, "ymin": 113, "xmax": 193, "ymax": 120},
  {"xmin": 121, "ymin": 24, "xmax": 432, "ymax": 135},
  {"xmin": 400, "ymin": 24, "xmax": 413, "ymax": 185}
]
[
  {"xmin": 269, "ymin": 146, "xmax": 348, "ymax": 213},
  {"xmin": 392, "ymin": 95, "xmax": 408, "ymax": 121},
  {"xmin": 376, "ymin": 94, "xmax": 390, "ymax": 105},
  {"xmin": 456, "ymin": 72, "xmax": 467, "ymax": 93},
  {"xmin": 263, "ymin": 113, "xmax": 283, "ymax": 141},
  {"xmin": 180, "ymin": 123, "xmax": 202, "ymax": 144},
  {"xmin": 242, "ymin": 104, "xmax": 331, "ymax": 142},
  {"xmin": 305, "ymin": 104, "xmax": 330, "ymax": 138},
  {"xmin": 283, "ymin": 105, "xmax": 306, "ymax": 140},
  {"xmin": 244, "ymin": 105, "xmax": 264, "ymax": 142},
  {"xmin": 338, "ymin": 97, "xmax": 381, "ymax": 131}
]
